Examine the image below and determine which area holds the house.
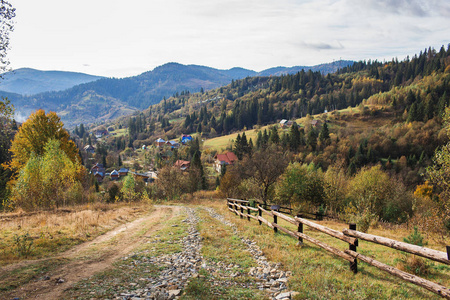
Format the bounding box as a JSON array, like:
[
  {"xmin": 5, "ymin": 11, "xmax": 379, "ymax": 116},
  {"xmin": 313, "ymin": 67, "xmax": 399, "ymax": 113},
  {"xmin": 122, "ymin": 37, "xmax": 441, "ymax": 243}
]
[
  {"xmin": 174, "ymin": 160, "xmax": 190, "ymax": 171},
  {"xmin": 280, "ymin": 119, "xmax": 293, "ymax": 128},
  {"xmin": 166, "ymin": 140, "xmax": 180, "ymax": 149},
  {"xmin": 311, "ymin": 120, "xmax": 320, "ymax": 127},
  {"xmin": 91, "ymin": 163, "xmax": 106, "ymax": 182},
  {"xmin": 95, "ymin": 130, "xmax": 108, "ymax": 139},
  {"xmin": 91, "ymin": 163, "xmax": 105, "ymax": 174},
  {"xmin": 83, "ymin": 144, "xmax": 95, "ymax": 154},
  {"xmin": 130, "ymin": 171, "xmax": 154, "ymax": 183},
  {"xmin": 214, "ymin": 151, "xmax": 238, "ymax": 173},
  {"xmin": 118, "ymin": 168, "xmax": 129, "ymax": 177},
  {"xmin": 93, "ymin": 171, "xmax": 104, "ymax": 182},
  {"xmin": 155, "ymin": 138, "xmax": 166, "ymax": 147},
  {"xmin": 110, "ymin": 170, "xmax": 119, "ymax": 180},
  {"xmin": 181, "ymin": 134, "xmax": 193, "ymax": 144}
]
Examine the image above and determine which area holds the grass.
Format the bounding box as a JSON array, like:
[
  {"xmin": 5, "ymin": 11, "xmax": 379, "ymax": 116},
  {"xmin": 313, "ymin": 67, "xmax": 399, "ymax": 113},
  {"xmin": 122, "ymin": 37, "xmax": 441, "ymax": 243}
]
[
  {"xmin": 200, "ymin": 199, "xmax": 450, "ymax": 299},
  {"xmin": 181, "ymin": 208, "xmax": 266, "ymax": 300},
  {"xmin": 203, "ymin": 104, "xmax": 393, "ymax": 152},
  {"xmin": 0, "ymin": 202, "xmax": 152, "ymax": 265},
  {"xmin": 0, "ymin": 258, "xmax": 68, "ymax": 292}
]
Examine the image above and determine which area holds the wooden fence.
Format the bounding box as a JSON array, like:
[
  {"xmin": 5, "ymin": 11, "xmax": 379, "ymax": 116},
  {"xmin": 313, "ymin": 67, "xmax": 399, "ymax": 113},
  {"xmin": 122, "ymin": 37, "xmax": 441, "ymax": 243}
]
[{"xmin": 226, "ymin": 198, "xmax": 450, "ymax": 299}]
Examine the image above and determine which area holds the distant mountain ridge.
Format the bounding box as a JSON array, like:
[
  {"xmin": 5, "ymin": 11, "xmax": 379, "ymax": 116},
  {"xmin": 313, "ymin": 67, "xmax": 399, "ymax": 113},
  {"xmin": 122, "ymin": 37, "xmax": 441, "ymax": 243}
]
[
  {"xmin": 0, "ymin": 60, "xmax": 354, "ymax": 127},
  {"xmin": 0, "ymin": 68, "xmax": 104, "ymax": 95}
]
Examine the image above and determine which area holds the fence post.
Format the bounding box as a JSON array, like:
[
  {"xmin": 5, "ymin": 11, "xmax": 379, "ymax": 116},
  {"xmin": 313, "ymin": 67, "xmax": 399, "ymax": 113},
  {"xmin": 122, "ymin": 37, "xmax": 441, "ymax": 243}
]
[
  {"xmin": 349, "ymin": 223, "xmax": 358, "ymax": 274},
  {"xmin": 247, "ymin": 205, "xmax": 250, "ymax": 221},
  {"xmin": 447, "ymin": 246, "xmax": 450, "ymax": 260},
  {"xmin": 258, "ymin": 206, "xmax": 262, "ymax": 225},
  {"xmin": 273, "ymin": 211, "xmax": 278, "ymax": 233},
  {"xmin": 297, "ymin": 213, "xmax": 303, "ymax": 245},
  {"xmin": 233, "ymin": 201, "xmax": 238, "ymax": 215},
  {"xmin": 240, "ymin": 204, "xmax": 244, "ymax": 219}
]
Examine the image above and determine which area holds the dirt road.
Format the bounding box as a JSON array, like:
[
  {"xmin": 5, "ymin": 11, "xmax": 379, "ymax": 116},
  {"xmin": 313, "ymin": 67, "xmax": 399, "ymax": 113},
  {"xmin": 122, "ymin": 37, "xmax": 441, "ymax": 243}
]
[{"xmin": 0, "ymin": 205, "xmax": 181, "ymax": 300}]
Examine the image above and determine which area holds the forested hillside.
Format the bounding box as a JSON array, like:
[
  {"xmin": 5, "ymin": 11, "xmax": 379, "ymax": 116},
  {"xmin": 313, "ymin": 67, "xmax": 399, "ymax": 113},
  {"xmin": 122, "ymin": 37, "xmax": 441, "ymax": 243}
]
[
  {"xmin": 90, "ymin": 45, "xmax": 450, "ymax": 212},
  {"xmin": 1, "ymin": 61, "xmax": 353, "ymax": 127},
  {"xmin": 118, "ymin": 45, "xmax": 450, "ymax": 143}
]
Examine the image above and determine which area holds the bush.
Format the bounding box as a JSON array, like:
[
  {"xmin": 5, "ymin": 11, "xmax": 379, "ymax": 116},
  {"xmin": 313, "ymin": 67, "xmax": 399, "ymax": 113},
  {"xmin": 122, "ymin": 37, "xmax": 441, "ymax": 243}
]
[
  {"xmin": 14, "ymin": 232, "xmax": 33, "ymax": 257},
  {"xmin": 107, "ymin": 183, "xmax": 121, "ymax": 203},
  {"xmin": 397, "ymin": 227, "xmax": 430, "ymax": 275},
  {"xmin": 275, "ymin": 162, "xmax": 325, "ymax": 209}
]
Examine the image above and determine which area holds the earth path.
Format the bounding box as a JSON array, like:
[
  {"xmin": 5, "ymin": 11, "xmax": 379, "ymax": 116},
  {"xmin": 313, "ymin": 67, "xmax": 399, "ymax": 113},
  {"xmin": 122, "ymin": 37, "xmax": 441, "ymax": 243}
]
[{"xmin": 1, "ymin": 205, "xmax": 180, "ymax": 300}]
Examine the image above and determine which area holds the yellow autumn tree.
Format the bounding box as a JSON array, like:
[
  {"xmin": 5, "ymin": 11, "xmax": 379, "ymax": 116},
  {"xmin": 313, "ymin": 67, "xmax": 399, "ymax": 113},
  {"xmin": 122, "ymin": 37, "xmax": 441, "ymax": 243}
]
[
  {"xmin": 10, "ymin": 139, "xmax": 84, "ymax": 210},
  {"xmin": 4, "ymin": 109, "xmax": 80, "ymax": 175}
]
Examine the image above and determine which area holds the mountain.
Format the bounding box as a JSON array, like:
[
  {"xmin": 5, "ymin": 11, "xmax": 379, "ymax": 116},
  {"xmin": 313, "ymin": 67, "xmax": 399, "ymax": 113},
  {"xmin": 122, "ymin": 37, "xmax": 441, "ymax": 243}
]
[
  {"xmin": 0, "ymin": 61, "xmax": 354, "ymax": 127},
  {"xmin": 0, "ymin": 68, "xmax": 104, "ymax": 95},
  {"xmin": 257, "ymin": 60, "xmax": 354, "ymax": 76}
]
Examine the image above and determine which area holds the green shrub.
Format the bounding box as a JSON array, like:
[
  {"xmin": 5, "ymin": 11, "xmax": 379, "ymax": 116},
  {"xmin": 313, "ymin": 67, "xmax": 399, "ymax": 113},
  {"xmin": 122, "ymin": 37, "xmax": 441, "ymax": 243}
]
[{"xmin": 14, "ymin": 232, "xmax": 34, "ymax": 257}]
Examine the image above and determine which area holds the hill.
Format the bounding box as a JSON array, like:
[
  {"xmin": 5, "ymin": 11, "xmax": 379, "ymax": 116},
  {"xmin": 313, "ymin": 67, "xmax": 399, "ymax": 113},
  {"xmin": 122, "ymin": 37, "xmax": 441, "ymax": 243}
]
[
  {"xmin": 0, "ymin": 68, "xmax": 103, "ymax": 95},
  {"xmin": 1, "ymin": 61, "xmax": 353, "ymax": 127},
  {"xmin": 257, "ymin": 60, "xmax": 354, "ymax": 76}
]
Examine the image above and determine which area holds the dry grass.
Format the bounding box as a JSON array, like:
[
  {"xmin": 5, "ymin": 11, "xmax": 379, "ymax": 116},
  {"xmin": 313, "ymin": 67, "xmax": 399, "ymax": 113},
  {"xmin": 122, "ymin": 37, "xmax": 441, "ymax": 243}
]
[
  {"xmin": 198, "ymin": 199, "xmax": 450, "ymax": 299},
  {"xmin": 0, "ymin": 202, "xmax": 153, "ymax": 266}
]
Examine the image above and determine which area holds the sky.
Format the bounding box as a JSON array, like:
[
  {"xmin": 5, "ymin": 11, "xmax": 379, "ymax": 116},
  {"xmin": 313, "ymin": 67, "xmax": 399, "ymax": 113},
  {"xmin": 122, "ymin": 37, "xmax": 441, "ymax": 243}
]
[{"xmin": 6, "ymin": 0, "xmax": 450, "ymax": 78}]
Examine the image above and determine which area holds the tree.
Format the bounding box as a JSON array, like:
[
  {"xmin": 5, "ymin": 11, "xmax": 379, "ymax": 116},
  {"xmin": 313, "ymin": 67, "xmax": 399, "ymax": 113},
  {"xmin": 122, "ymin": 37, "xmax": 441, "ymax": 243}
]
[
  {"xmin": 0, "ymin": 1, "xmax": 15, "ymax": 74},
  {"xmin": 0, "ymin": 97, "xmax": 14, "ymax": 204},
  {"xmin": 121, "ymin": 173, "xmax": 137, "ymax": 202},
  {"xmin": 9, "ymin": 139, "xmax": 83, "ymax": 211},
  {"xmin": 156, "ymin": 166, "xmax": 186, "ymax": 200},
  {"xmin": 5, "ymin": 109, "xmax": 80, "ymax": 175},
  {"xmin": 427, "ymin": 107, "xmax": 450, "ymax": 231},
  {"xmin": 318, "ymin": 123, "xmax": 330, "ymax": 145},
  {"xmin": 190, "ymin": 150, "xmax": 206, "ymax": 191},
  {"xmin": 240, "ymin": 146, "xmax": 288, "ymax": 204},
  {"xmin": 289, "ymin": 122, "xmax": 301, "ymax": 151},
  {"xmin": 347, "ymin": 165, "xmax": 391, "ymax": 218},
  {"xmin": 275, "ymin": 162, "xmax": 325, "ymax": 209}
]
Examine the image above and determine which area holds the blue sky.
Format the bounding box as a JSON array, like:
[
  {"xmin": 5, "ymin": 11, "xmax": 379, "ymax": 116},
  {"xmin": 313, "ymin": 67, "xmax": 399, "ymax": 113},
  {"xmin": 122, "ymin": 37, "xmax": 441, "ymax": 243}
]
[{"xmin": 7, "ymin": 0, "xmax": 450, "ymax": 77}]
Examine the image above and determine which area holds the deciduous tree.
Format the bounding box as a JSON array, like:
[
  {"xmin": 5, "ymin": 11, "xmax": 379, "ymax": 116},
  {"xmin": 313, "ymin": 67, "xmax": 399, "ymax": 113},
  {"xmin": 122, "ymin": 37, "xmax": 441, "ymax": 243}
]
[
  {"xmin": 0, "ymin": 0, "xmax": 15, "ymax": 74},
  {"xmin": 10, "ymin": 139, "xmax": 83, "ymax": 211},
  {"xmin": 239, "ymin": 146, "xmax": 288, "ymax": 204},
  {"xmin": 5, "ymin": 109, "xmax": 80, "ymax": 175}
]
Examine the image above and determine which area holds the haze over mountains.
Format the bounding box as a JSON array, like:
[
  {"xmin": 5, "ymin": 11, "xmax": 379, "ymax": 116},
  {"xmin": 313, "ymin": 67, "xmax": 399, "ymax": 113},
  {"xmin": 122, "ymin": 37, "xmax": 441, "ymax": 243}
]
[
  {"xmin": 0, "ymin": 60, "xmax": 353, "ymax": 127},
  {"xmin": 0, "ymin": 68, "xmax": 103, "ymax": 95}
]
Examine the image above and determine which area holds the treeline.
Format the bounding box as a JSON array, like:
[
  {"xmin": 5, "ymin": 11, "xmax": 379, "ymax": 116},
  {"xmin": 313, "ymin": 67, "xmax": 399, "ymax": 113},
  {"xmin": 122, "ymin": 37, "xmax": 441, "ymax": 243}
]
[{"xmin": 174, "ymin": 46, "xmax": 449, "ymax": 136}]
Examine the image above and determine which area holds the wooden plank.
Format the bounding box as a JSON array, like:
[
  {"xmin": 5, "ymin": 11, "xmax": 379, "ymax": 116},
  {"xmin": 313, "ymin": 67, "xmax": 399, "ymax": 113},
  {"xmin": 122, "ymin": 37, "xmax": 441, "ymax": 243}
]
[
  {"xmin": 272, "ymin": 210, "xmax": 298, "ymax": 226},
  {"xmin": 257, "ymin": 215, "xmax": 274, "ymax": 229},
  {"xmin": 248, "ymin": 214, "xmax": 258, "ymax": 221},
  {"xmin": 271, "ymin": 222, "xmax": 354, "ymax": 262},
  {"xmin": 247, "ymin": 206, "xmax": 259, "ymax": 212},
  {"xmin": 227, "ymin": 198, "xmax": 249, "ymax": 203},
  {"xmin": 295, "ymin": 216, "xmax": 358, "ymax": 246},
  {"xmin": 272, "ymin": 221, "xmax": 298, "ymax": 239},
  {"xmin": 258, "ymin": 205, "xmax": 274, "ymax": 217},
  {"xmin": 343, "ymin": 229, "xmax": 449, "ymax": 265},
  {"xmin": 345, "ymin": 250, "xmax": 450, "ymax": 299}
]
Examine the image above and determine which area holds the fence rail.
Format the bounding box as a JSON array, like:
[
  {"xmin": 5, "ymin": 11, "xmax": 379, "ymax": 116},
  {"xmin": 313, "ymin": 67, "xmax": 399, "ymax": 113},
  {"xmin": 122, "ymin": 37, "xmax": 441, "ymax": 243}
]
[{"xmin": 226, "ymin": 198, "xmax": 450, "ymax": 299}]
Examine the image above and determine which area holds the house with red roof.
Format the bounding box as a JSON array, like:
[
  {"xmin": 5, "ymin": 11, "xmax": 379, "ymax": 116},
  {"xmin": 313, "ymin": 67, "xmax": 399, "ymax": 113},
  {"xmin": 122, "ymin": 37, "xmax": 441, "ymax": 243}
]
[
  {"xmin": 214, "ymin": 151, "xmax": 238, "ymax": 173},
  {"xmin": 174, "ymin": 160, "xmax": 190, "ymax": 171}
]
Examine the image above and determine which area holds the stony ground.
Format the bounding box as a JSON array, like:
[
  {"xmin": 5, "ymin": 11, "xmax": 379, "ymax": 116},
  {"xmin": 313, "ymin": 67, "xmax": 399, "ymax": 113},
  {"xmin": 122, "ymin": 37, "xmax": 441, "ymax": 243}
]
[{"xmin": 63, "ymin": 206, "xmax": 298, "ymax": 300}]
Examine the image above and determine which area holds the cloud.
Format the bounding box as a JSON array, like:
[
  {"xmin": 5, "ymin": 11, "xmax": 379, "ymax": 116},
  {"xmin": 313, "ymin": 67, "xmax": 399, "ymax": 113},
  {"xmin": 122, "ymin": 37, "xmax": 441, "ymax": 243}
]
[
  {"xmin": 300, "ymin": 41, "xmax": 345, "ymax": 51},
  {"xmin": 356, "ymin": 0, "xmax": 450, "ymax": 17}
]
